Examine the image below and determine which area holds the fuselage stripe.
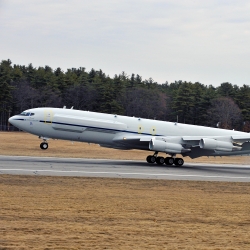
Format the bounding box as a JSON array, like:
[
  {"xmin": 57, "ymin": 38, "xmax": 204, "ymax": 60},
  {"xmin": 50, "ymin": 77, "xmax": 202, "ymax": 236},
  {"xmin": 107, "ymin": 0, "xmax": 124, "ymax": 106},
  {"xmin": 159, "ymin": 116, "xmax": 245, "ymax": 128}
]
[{"xmin": 39, "ymin": 120, "xmax": 161, "ymax": 136}]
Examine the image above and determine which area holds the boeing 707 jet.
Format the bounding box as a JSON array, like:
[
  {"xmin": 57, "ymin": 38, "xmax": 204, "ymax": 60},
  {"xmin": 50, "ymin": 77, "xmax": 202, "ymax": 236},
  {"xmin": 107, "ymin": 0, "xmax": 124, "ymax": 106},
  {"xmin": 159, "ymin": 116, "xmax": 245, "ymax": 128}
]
[{"xmin": 9, "ymin": 107, "xmax": 250, "ymax": 166}]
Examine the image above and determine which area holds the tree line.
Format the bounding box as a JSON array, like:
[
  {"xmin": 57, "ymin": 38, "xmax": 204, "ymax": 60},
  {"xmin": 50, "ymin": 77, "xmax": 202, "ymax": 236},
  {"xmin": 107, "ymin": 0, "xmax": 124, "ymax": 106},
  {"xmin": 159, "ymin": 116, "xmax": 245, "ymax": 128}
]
[{"xmin": 1, "ymin": 59, "xmax": 250, "ymax": 131}]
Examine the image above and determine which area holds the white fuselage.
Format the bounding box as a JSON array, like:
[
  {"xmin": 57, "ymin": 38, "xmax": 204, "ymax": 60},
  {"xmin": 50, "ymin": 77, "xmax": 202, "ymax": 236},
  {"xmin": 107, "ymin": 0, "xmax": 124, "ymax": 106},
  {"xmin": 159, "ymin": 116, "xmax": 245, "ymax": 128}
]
[{"xmin": 9, "ymin": 107, "xmax": 250, "ymax": 158}]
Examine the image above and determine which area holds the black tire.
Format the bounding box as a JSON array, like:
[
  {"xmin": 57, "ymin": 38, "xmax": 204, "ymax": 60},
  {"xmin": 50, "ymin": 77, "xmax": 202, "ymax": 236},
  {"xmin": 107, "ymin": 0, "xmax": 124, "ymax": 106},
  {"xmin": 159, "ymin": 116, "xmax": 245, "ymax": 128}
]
[
  {"xmin": 146, "ymin": 155, "xmax": 156, "ymax": 164},
  {"xmin": 40, "ymin": 142, "xmax": 48, "ymax": 150},
  {"xmin": 174, "ymin": 158, "xmax": 184, "ymax": 166},
  {"xmin": 156, "ymin": 156, "xmax": 165, "ymax": 165},
  {"xmin": 146, "ymin": 155, "xmax": 152, "ymax": 163},
  {"xmin": 164, "ymin": 157, "xmax": 174, "ymax": 165},
  {"xmin": 150, "ymin": 156, "xmax": 156, "ymax": 163}
]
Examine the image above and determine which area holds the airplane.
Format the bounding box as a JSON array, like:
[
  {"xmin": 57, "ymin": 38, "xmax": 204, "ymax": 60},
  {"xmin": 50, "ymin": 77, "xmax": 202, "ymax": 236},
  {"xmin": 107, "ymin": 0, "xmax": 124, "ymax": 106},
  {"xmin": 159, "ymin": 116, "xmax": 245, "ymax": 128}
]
[{"xmin": 8, "ymin": 107, "xmax": 250, "ymax": 166}]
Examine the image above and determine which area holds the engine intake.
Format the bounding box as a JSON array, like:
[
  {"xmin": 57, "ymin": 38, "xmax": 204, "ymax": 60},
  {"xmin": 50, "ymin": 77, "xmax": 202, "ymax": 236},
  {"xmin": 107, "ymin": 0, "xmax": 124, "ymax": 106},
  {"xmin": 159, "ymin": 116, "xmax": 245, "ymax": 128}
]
[
  {"xmin": 199, "ymin": 138, "xmax": 241, "ymax": 152},
  {"xmin": 149, "ymin": 139, "xmax": 190, "ymax": 153}
]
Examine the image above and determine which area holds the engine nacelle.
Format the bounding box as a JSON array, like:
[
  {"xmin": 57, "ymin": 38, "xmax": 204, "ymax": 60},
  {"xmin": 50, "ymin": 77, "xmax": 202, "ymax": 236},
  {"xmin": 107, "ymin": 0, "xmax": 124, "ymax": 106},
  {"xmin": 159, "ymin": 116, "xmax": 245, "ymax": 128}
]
[
  {"xmin": 199, "ymin": 138, "xmax": 241, "ymax": 152},
  {"xmin": 149, "ymin": 139, "xmax": 190, "ymax": 153}
]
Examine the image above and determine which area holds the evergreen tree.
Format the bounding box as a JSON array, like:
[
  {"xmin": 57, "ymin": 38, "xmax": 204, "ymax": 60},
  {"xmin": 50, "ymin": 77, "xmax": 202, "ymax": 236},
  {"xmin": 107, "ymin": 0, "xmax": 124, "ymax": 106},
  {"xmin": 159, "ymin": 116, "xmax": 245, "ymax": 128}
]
[
  {"xmin": 54, "ymin": 67, "xmax": 67, "ymax": 92},
  {"xmin": 77, "ymin": 68, "xmax": 89, "ymax": 86},
  {"xmin": 217, "ymin": 82, "xmax": 235, "ymax": 98},
  {"xmin": 1, "ymin": 58, "xmax": 250, "ymax": 131},
  {"xmin": 235, "ymin": 85, "xmax": 250, "ymax": 122},
  {"xmin": 172, "ymin": 82, "xmax": 194, "ymax": 124},
  {"xmin": 199, "ymin": 85, "xmax": 217, "ymax": 126},
  {"xmin": 0, "ymin": 59, "xmax": 13, "ymax": 112},
  {"xmin": 189, "ymin": 82, "xmax": 205, "ymax": 125}
]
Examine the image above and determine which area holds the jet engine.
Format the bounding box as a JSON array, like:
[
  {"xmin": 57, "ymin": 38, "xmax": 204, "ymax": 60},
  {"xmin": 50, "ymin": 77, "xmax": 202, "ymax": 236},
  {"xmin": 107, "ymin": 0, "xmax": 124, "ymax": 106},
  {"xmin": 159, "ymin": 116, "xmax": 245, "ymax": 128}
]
[
  {"xmin": 199, "ymin": 138, "xmax": 241, "ymax": 152},
  {"xmin": 149, "ymin": 139, "xmax": 190, "ymax": 153}
]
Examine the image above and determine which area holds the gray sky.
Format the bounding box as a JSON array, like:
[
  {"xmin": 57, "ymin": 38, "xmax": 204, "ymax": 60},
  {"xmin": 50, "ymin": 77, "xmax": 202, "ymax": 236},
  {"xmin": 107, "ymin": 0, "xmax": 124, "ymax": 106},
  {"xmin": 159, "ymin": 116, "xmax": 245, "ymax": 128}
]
[{"xmin": 1, "ymin": 0, "xmax": 250, "ymax": 86}]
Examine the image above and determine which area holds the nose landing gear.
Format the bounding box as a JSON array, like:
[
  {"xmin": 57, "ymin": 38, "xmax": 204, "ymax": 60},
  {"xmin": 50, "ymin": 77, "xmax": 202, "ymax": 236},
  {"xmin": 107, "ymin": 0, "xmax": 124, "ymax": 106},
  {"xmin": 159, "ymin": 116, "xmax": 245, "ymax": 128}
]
[
  {"xmin": 40, "ymin": 142, "xmax": 48, "ymax": 150},
  {"xmin": 39, "ymin": 136, "xmax": 49, "ymax": 150}
]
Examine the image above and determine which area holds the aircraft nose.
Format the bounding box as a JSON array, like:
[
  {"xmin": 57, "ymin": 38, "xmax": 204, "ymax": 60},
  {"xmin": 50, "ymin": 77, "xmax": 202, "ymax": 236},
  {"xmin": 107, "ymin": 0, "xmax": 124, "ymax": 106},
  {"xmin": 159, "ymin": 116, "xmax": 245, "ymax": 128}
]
[
  {"xmin": 8, "ymin": 116, "xmax": 13, "ymax": 124},
  {"xmin": 8, "ymin": 116, "xmax": 17, "ymax": 126}
]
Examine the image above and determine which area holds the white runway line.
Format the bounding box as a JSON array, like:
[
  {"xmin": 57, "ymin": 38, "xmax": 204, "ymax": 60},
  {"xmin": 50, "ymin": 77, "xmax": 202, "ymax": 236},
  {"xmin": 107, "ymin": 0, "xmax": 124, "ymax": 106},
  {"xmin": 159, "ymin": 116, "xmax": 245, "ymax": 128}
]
[{"xmin": 1, "ymin": 168, "xmax": 250, "ymax": 179}]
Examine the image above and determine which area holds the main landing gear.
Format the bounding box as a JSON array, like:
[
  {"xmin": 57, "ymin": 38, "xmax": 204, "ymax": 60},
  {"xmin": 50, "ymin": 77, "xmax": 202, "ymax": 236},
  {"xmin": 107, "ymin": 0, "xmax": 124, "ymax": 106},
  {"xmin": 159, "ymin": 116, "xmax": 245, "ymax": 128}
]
[{"xmin": 146, "ymin": 152, "xmax": 184, "ymax": 166}]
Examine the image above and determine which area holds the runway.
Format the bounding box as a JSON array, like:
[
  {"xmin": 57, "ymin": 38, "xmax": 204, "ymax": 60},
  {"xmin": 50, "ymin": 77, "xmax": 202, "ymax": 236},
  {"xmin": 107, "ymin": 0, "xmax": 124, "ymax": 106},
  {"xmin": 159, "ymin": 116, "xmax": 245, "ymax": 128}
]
[{"xmin": 0, "ymin": 155, "xmax": 250, "ymax": 182}]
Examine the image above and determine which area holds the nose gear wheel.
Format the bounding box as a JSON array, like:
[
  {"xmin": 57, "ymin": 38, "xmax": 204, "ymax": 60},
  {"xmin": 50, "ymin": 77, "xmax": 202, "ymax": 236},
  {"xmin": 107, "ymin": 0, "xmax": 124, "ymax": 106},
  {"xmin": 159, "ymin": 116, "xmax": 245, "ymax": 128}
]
[{"xmin": 40, "ymin": 142, "xmax": 48, "ymax": 150}]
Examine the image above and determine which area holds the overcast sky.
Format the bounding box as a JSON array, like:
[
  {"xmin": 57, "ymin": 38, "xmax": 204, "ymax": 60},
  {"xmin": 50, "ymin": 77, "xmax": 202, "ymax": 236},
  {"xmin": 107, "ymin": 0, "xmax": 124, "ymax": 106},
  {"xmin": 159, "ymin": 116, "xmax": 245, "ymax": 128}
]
[{"xmin": 1, "ymin": 0, "xmax": 250, "ymax": 86}]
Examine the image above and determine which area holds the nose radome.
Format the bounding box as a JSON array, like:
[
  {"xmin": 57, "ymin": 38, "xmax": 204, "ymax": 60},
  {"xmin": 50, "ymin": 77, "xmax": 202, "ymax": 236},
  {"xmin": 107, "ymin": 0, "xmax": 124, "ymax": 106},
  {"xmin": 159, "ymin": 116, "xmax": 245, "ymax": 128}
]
[
  {"xmin": 8, "ymin": 116, "xmax": 13, "ymax": 124},
  {"xmin": 8, "ymin": 116, "xmax": 16, "ymax": 126}
]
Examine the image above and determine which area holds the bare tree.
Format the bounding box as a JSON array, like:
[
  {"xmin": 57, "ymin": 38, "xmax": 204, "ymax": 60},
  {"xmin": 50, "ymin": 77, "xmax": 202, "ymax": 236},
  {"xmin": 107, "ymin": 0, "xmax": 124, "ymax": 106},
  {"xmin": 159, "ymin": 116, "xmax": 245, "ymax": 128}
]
[
  {"xmin": 63, "ymin": 85, "xmax": 98, "ymax": 111},
  {"xmin": 36, "ymin": 86, "xmax": 62, "ymax": 108},
  {"xmin": 12, "ymin": 80, "xmax": 39, "ymax": 113},
  {"xmin": 207, "ymin": 97, "xmax": 242, "ymax": 130},
  {"xmin": 123, "ymin": 88, "xmax": 169, "ymax": 120},
  {"xmin": 12, "ymin": 81, "xmax": 63, "ymax": 113}
]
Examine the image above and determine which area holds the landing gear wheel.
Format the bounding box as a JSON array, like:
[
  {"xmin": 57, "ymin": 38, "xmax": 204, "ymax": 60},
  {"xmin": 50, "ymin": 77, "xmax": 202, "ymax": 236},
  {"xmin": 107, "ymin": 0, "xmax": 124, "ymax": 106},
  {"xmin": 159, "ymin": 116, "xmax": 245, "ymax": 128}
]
[
  {"xmin": 174, "ymin": 158, "xmax": 184, "ymax": 166},
  {"xmin": 146, "ymin": 155, "xmax": 156, "ymax": 164},
  {"xmin": 40, "ymin": 142, "xmax": 48, "ymax": 150},
  {"xmin": 146, "ymin": 155, "xmax": 151, "ymax": 163},
  {"xmin": 156, "ymin": 157, "xmax": 165, "ymax": 165},
  {"xmin": 165, "ymin": 157, "xmax": 174, "ymax": 165}
]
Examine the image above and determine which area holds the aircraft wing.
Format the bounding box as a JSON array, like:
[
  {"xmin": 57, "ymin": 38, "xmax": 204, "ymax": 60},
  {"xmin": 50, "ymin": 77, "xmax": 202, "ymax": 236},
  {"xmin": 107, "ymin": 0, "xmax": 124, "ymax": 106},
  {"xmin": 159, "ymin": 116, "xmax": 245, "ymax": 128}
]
[
  {"xmin": 112, "ymin": 133, "xmax": 250, "ymax": 152},
  {"xmin": 112, "ymin": 134, "xmax": 191, "ymax": 152},
  {"xmin": 183, "ymin": 135, "xmax": 250, "ymax": 144},
  {"xmin": 231, "ymin": 135, "xmax": 250, "ymax": 143}
]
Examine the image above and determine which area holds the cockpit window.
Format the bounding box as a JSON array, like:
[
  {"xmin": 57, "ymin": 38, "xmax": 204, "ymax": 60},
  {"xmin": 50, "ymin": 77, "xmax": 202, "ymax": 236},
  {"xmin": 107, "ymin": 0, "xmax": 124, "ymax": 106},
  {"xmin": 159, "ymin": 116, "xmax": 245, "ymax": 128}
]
[{"xmin": 19, "ymin": 112, "xmax": 35, "ymax": 116}]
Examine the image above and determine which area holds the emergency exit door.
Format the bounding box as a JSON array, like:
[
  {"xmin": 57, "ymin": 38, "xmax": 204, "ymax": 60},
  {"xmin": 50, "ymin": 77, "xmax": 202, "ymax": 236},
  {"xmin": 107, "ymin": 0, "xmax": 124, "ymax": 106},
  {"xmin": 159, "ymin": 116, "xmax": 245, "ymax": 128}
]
[{"xmin": 44, "ymin": 109, "xmax": 53, "ymax": 124}]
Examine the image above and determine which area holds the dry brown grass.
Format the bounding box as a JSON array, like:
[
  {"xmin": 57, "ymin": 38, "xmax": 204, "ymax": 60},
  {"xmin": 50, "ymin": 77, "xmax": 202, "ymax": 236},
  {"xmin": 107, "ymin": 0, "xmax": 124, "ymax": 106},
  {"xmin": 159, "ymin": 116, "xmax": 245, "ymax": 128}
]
[
  {"xmin": 1, "ymin": 132, "xmax": 250, "ymax": 249},
  {"xmin": 0, "ymin": 131, "xmax": 249, "ymax": 164},
  {"xmin": 1, "ymin": 175, "xmax": 250, "ymax": 249}
]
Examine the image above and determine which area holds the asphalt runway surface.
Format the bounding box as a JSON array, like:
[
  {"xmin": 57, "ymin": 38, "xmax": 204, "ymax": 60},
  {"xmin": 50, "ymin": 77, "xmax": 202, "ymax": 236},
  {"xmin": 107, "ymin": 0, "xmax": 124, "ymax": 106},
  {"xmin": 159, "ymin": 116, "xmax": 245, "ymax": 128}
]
[{"xmin": 0, "ymin": 155, "xmax": 250, "ymax": 182}]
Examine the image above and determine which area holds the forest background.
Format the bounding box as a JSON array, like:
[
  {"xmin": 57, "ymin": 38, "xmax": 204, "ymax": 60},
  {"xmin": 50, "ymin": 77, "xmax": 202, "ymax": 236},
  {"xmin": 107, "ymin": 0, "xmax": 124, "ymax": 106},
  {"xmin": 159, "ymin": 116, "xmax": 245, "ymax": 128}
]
[{"xmin": 1, "ymin": 59, "xmax": 250, "ymax": 132}]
